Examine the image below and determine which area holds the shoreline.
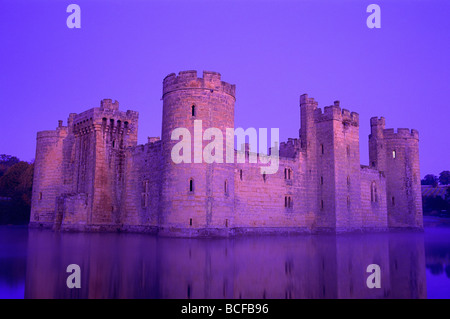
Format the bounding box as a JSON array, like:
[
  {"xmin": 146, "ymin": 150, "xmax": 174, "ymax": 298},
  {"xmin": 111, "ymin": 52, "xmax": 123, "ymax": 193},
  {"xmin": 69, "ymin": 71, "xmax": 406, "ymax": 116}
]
[{"xmin": 423, "ymin": 215, "xmax": 450, "ymax": 228}]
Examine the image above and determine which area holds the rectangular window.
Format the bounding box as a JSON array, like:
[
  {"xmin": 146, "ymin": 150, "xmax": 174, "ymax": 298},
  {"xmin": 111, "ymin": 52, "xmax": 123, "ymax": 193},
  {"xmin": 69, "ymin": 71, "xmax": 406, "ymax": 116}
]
[
  {"xmin": 141, "ymin": 194, "xmax": 148, "ymax": 208},
  {"xmin": 143, "ymin": 180, "xmax": 149, "ymax": 193},
  {"xmin": 285, "ymin": 168, "xmax": 292, "ymax": 181},
  {"xmin": 285, "ymin": 196, "xmax": 293, "ymax": 208},
  {"xmin": 38, "ymin": 192, "xmax": 42, "ymax": 200},
  {"xmin": 142, "ymin": 180, "xmax": 149, "ymax": 207}
]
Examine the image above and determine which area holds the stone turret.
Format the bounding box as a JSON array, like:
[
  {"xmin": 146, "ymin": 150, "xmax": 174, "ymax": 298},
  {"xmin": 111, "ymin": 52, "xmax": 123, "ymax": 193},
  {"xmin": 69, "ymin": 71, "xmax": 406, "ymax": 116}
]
[
  {"xmin": 369, "ymin": 119, "xmax": 422, "ymax": 229},
  {"xmin": 311, "ymin": 99, "xmax": 362, "ymax": 231},
  {"xmin": 30, "ymin": 122, "xmax": 68, "ymax": 228},
  {"xmin": 160, "ymin": 71, "xmax": 236, "ymax": 234}
]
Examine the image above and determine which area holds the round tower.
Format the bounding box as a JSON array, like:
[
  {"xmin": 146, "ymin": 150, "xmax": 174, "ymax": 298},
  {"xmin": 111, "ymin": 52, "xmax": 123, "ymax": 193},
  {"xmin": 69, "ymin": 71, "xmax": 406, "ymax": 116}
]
[
  {"xmin": 160, "ymin": 70, "xmax": 236, "ymax": 235},
  {"xmin": 382, "ymin": 128, "xmax": 423, "ymax": 228},
  {"xmin": 30, "ymin": 125, "xmax": 67, "ymax": 228}
]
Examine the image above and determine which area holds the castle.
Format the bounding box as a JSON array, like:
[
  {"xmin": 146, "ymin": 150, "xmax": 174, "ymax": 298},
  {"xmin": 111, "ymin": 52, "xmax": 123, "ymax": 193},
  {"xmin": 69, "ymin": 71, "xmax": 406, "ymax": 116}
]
[{"xmin": 29, "ymin": 71, "xmax": 423, "ymax": 236}]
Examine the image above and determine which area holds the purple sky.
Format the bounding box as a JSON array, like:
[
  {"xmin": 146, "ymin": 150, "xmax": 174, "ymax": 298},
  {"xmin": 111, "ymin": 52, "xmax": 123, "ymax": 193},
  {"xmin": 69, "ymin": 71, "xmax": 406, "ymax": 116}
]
[{"xmin": 0, "ymin": 0, "xmax": 449, "ymax": 177}]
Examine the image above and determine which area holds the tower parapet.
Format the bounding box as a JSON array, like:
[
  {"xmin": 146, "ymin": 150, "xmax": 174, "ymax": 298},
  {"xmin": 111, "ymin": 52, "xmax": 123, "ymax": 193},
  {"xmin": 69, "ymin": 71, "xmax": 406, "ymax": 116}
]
[
  {"xmin": 100, "ymin": 99, "xmax": 119, "ymax": 111},
  {"xmin": 280, "ymin": 138, "xmax": 300, "ymax": 158},
  {"xmin": 300, "ymin": 93, "xmax": 318, "ymax": 107},
  {"xmin": 383, "ymin": 128, "xmax": 419, "ymax": 140},
  {"xmin": 315, "ymin": 105, "xmax": 359, "ymax": 126},
  {"xmin": 370, "ymin": 117, "xmax": 385, "ymax": 135},
  {"xmin": 163, "ymin": 70, "xmax": 236, "ymax": 99}
]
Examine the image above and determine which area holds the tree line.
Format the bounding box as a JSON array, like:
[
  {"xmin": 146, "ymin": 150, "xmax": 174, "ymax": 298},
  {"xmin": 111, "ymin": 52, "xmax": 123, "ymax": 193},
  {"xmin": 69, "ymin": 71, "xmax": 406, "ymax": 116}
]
[
  {"xmin": 421, "ymin": 171, "xmax": 450, "ymax": 217},
  {"xmin": 0, "ymin": 154, "xmax": 33, "ymax": 224},
  {"xmin": 421, "ymin": 171, "xmax": 450, "ymax": 187}
]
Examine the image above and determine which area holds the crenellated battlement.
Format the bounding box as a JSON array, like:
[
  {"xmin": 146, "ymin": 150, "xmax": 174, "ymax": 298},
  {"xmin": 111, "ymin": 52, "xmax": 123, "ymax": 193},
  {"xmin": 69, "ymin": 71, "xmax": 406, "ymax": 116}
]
[
  {"xmin": 301, "ymin": 95, "xmax": 358, "ymax": 126},
  {"xmin": 162, "ymin": 70, "xmax": 236, "ymax": 98},
  {"xmin": 100, "ymin": 99, "xmax": 119, "ymax": 111},
  {"xmin": 370, "ymin": 116, "xmax": 386, "ymax": 128},
  {"xmin": 383, "ymin": 128, "xmax": 419, "ymax": 140},
  {"xmin": 132, "ymin": 138, "xmax": 162, "ymax": 154},
  {"xmin": 300, "ymin": 94, "xmax": 318, "ymax": 107},
  {"xmin": 66, "ymin": 101, "xmax": 139, "ymax": 139},
  {"xmin": 314, "ymin": 103, "xmax": 359, "ymax": 126},
  {"xmin": 75, "ymin": 102, "xmax": 138, "ymax": 124},
  {"xmin": 147, "ymin": 136, "xmax": 160, "ymax": 144},
  {"xmin": 280, "ymin": 138, "xmax": 298, "ymax": 147},
  {"xmin": 36, "ymin": 129, "xmax": 67, "ymax": 139},
  {"xmin": 370, "ymin": 117, "xmax": 418, "ymax": 139},
  {"xmin": 280, "ymin": 138, "xmax": 299, "ymax": 158}
]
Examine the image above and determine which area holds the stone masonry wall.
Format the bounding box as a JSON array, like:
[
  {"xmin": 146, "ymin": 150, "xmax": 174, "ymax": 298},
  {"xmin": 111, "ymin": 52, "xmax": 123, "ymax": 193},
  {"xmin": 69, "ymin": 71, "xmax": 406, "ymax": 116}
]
[
  {"xmin": 233, "ymin": 153, "xmax": 312, "ymax": 231},
  {"xmin": 121, "ymin": 140, "xmax": 162, "ymax": 229},
  {"xmin": 30, "ymin": 126, "xmax": 67, "ymax": 227},
  {"xmin": 360, "ymin": 166, "xmax": 388, "ymax": 229},
  {"xmin": 30, "ymin": 71, "xmax": 423, "ymax": 235}
]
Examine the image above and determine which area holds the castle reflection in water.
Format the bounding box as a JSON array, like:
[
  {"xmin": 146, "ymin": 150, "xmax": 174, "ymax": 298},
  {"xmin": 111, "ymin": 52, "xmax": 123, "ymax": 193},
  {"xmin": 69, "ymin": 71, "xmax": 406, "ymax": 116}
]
[{"xmin": 22, "ymin": 229, "xmax": 428, "ymax": 299}]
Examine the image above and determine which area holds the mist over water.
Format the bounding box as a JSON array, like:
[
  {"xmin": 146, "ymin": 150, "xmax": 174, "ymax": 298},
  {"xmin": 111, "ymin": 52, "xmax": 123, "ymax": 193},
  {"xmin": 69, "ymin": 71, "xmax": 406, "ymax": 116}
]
[{"xmin": 0, "ymin": 223, "xmax": 449, "ymax": 299}]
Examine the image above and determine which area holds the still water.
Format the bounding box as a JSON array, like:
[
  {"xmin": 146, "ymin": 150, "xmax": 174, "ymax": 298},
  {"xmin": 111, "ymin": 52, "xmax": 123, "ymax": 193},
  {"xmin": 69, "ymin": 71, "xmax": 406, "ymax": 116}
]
[{"xmin": 0, "ymin": 224, "xmax": 449, "ymax": 299}]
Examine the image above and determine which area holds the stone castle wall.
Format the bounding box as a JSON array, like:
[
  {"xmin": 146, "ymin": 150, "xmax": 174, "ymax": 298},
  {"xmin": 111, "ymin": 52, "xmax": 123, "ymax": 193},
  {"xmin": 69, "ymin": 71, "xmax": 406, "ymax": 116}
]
[
  {"xmin": 233, "ymin": 154, "xmax": 313, "ymax": 232},
  {"xmin": 360, "ymin": 166, "xmax": 388, "ymax": 229},
  {"xmin": 29, "ymin": 71, "xmax": 423, "ymax": 236}
]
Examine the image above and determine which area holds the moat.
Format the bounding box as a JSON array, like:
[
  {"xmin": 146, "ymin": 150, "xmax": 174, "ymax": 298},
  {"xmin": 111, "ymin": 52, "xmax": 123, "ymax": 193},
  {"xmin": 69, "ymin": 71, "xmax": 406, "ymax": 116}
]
[{"xmin": 1, "ymin": 219, "xmax": 449, "ymax": 299}]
